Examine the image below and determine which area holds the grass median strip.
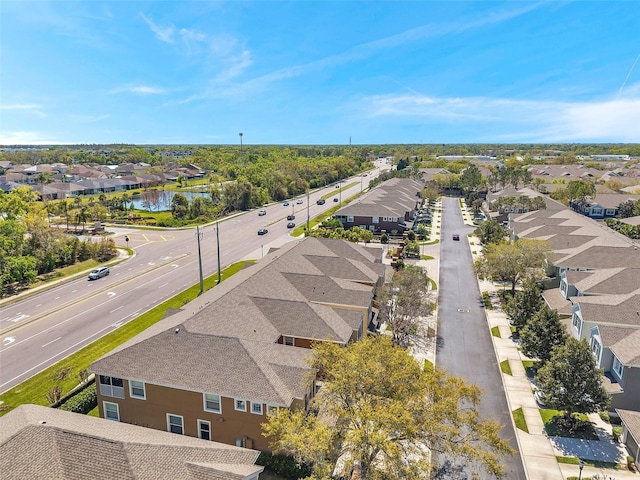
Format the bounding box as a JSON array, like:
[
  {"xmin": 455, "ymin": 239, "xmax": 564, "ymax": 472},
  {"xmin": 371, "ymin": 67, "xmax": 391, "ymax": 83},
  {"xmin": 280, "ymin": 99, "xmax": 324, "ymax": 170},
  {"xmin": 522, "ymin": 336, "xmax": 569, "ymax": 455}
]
[
  {"xmin": 500, "ymin": 359, "xmax": 512, "ymax": 375},
  {"xmin": 512, "ymin": 408, "xmax": 529, "ymax": 433},
  {"xmin": 0, "ymin": 260, "xmax": 255, "ymax": 417}
]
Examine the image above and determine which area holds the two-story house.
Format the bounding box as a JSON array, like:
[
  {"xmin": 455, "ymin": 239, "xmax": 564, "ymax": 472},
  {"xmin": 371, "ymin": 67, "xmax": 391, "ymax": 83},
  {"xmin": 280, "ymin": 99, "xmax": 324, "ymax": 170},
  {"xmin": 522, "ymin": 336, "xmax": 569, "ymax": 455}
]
[{"xmin": 91, "ymin": 237, "xmax": 386, "ymax": 451}]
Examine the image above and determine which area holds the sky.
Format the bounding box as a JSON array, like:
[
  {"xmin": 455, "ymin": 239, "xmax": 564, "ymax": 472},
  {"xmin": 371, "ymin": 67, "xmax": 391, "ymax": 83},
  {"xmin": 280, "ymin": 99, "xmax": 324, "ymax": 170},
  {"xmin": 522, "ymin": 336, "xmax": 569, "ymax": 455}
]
[{"xmin": 1, "ymin": 1, "xmax": 640, "ymax": 146}]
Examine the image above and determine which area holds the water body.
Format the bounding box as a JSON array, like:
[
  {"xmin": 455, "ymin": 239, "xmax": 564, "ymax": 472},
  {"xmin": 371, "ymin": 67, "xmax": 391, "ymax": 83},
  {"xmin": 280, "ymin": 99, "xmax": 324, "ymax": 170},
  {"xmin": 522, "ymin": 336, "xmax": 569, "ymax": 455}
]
[{"xmin": 131, "ymin": 190, "xmax": 210, "ymax": 212}]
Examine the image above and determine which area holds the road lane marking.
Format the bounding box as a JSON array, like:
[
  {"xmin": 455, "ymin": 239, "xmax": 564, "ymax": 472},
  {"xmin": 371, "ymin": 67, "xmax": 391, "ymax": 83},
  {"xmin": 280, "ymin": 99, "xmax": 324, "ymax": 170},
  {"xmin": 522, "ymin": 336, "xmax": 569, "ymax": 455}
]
[
  {"xmin": 3, "ymin": 337, "xmax": 15, "ymax": 346},
  {"xmin": 158, "ymin": 283, "xmax": 168, "ymax": 289},
  {"xmin": 107, "ymin": 292, "xmax": 116, "ymax": 298},
  {"xmin": 110, "ymin": 306, "xmax": 123, "ymax": 313},
  {"xmin": 41, "ymin": 337, "xmax": 62, "ymax": 348},
  {"xmin": 3, "ymin": 314, "xmax": 29, "ymax": 324}
]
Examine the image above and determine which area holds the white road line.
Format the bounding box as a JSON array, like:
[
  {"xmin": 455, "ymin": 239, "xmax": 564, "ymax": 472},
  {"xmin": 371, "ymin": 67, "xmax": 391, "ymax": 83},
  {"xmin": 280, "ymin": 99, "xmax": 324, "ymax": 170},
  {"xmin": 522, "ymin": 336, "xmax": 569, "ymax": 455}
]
[
  {"xmin": 158, "ymin": 283, "xmax": 168, "ymax": 288},
  {"xmin": 41, "ymin": 337, "xmax": 62, "ymax": 348},
  {"xmin": 110, "ymin": 306, "xmax": 123, "ymax": 313}
]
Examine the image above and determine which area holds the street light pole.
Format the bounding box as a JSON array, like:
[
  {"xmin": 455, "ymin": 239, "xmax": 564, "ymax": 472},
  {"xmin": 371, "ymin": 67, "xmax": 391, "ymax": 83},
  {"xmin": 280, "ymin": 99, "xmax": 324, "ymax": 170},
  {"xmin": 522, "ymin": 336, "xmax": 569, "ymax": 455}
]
[
  {"xmin": 578, "ymin": 460, "xmax": 584, "ymax": 480},
  {"xmin": 196, "ymin": 226, "xmax": 204, "ymax": 295},
  {"xmin": 239, "ymin": 132, "xmax": 243, "ymax": 153},
  {"xmin": 216, "ymin": 220, "xmax": 221, "ymax": 284}
]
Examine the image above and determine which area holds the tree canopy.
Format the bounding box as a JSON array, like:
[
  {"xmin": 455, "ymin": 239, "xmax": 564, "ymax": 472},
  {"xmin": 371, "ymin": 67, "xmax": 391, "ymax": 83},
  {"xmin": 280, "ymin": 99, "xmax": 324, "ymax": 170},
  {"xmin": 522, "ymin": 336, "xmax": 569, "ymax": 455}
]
[
  {"xmin": 474, "ymin": 239, "xmax": 550, "ymax": 293},
  {"xmin": 503, "ymin": 280, "xmax": 545, "ymax": 330},
  {"xmin": 519, "ymin": 305, "xmax": 568, "ymax": 364},
  {"xmin": 535, "ymin": 337, "xmax": 610, "ymax": 420},
  {"xmin": 262, "ymin": 336, "xmax": 514, "ymax": 480}
]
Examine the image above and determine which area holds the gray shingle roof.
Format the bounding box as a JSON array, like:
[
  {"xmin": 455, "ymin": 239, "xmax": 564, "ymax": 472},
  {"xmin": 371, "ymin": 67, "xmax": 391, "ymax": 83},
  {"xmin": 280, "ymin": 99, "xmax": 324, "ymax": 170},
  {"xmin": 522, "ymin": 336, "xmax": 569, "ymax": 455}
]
[
  {"xmin": 335, "ymin": 177, "xmax": 423, "ymax": 218},
  {"xmin": 0, "ymin": 404, "xmax": 261, "ymax": 480},
  {"xmin": 617, "ymin": 409, "xmax": 640, "ymax": 446}
]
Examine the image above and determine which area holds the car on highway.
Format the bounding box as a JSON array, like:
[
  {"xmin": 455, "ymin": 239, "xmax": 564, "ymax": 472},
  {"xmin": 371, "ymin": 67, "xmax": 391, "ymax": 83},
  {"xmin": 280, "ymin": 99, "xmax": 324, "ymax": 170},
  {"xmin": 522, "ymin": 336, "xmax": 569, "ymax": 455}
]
[
  {"xmin": 283, "ymin": 202, "xmax": 289, "ymax": 207},
  {"xmin": 257, "ymin": 228, "xmax": 268, "ymax": 235},
  {"xmin": 258, "ymin": 210, "xmax": 266, "ymax": 216},
  {"xmin": 333, "ymin": 197, "xmax": 339, "ymax": 202},
  {"xmin": 296, "ymin": 199, "xmax": 303, "ymax": 204},
  {"xmin": 287, "ymin": 214, "xmax": 295, "ymax": 221},
  {"xmin": 287, "ymin": 222, "xmax": 295, "ymax": 228},
  {"xmin": 452, "ymin": 233, "xmax": 460, "ymax": 241},
  {"xmin": 88, "ymin": 266, "xmax": 110, "ymax": 280},
  {"xmin": 316, "ymin": 199, "xmax": 326, "ymax": 205}
]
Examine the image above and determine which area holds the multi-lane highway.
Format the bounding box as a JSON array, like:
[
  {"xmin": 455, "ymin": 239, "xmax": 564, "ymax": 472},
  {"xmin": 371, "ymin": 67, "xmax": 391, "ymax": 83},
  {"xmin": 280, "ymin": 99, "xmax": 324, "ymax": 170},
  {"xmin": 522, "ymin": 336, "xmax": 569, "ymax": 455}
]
[{"xmin": 0, "ymin": 167, "xmax": 383, "ymax": 393}]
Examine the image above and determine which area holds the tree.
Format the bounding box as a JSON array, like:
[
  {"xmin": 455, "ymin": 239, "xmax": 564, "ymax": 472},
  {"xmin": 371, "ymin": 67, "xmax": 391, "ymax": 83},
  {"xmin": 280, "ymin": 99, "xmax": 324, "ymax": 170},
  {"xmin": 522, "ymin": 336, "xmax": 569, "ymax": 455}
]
[
  {"xmin": 474, "ymin": 239, "xmax": 550, "ymax": 294},
  {"xmin": 535, "ymin": 337, "xmax": 610, "ymax": 425},
  {"xmin": 171, "ymin": 193, "xmax": 189, "ymax": 219},
  {"xmin": 519, "ymin": 305, "xmax": 567, "ymax": 364},
  {"xmin": 262, "ymin": 336, "xmax": 514, "ymax": 479},
  {"xmin": 459, "ymin": 163, "xmax": 484, "ymax": 195},
  {"xmin": 474, "ymin": 218, "xmax": 507, "ymax": 245},
  {"xmin": 378, "ymin": 265, "xmax": 433, "ymax": 346},
  {"xmin": 503, "ymin": 280, "xmax": 544, "ymax": 330}
]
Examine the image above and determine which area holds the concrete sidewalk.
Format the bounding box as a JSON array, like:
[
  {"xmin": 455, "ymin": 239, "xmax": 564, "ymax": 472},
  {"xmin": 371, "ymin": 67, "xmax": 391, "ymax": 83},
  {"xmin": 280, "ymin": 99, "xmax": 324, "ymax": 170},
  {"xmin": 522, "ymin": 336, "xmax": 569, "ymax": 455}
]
[{"xmin": 472, "ymin": 248, "xmax": 636, "ymax": 478}]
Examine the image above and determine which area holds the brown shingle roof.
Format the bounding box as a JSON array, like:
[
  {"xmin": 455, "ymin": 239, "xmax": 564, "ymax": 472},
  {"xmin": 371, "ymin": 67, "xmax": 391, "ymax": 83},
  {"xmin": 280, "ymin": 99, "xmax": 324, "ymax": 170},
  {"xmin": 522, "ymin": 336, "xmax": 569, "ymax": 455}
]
[{"xmin": 0, "ymin": 405, "xmax": 261, "ymax": 480}]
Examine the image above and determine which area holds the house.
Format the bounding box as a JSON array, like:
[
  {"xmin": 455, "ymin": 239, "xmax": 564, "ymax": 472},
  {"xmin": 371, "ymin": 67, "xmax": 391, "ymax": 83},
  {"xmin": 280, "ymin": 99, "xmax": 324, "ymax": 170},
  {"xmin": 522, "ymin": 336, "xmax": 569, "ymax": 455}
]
[
  {"xmin": 509, "ymin": 198, "xmax": 640, "ymax": 413},
  {"xmin": 333, "ymin": 178, "xmax": 423, "ymax": 235},
  {"xmin": 617, "ymin": 409, "xmax": 640, "ymax": 465},
  {"xmin": 569, "ymin": 194, "xmax": 640, "ymax": 219},
  {"xmin": 91, "ymin": 237, "xmax": 386, "ymax": 450},
  {"xmin": 0, "ymin": 404, "xmax": 263, "ymax": 480}
]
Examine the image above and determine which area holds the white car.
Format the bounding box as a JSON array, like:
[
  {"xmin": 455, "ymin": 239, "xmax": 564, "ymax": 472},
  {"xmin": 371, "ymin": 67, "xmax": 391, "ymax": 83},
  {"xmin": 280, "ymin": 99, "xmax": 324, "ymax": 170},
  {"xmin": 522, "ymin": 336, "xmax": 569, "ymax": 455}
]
[{"xmin": 88, "ymin": 267, "xmax": 110, "ymax": 280}]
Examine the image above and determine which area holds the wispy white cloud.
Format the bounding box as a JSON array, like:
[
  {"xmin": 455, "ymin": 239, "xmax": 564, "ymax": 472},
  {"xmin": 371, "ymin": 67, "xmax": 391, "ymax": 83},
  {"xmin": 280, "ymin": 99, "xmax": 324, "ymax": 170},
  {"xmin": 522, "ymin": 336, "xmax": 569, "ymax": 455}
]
[
  {"xmin": 361, "ymin": 82, "xmax": 640, "ymax": 142},
  {"xmin": 0, "ymin": 131, "xmax": 61, "ymax": 145},
  {"xmin": 110, "ymin": 85, "xmax": 169, "ymax": 95},
  {"xmin": 1, "ymin": 103, "xmax": 47, "ymax": 118},
  {"xmin": 141, "ymin": 13, "xmax": 174, "ymax": 44},
  {"xmin": 208, "ymin": 2, "xmax": 546, "ymax": 100}
]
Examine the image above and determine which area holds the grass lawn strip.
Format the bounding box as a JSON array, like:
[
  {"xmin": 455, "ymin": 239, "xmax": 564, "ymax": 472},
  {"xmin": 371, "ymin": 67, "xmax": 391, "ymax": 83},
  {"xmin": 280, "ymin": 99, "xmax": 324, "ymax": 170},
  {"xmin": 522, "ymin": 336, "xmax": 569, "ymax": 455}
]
[
  {"xmin": 0, "ymin": 260, "xmax": 255, "ymax": 417},
  {"xmin": 500, "ymin": 360, "xmax": 512, "ymax": 375},
  {"xmin": 512, "ymin": 408, "xmax": 529, "ymax": 433},
  {"xmin": 491, "ymin": 326, "xmax": 501, "ymax": 338},
  {"xmin": 522, "ymin": 360, "xmax": 537, "ymax": 379},
  {"xmin": 539, "ymin": 409, "xmax": 599, "ymax": 440},
  {"xmin": 556, "ymin": 456, "xmax": 619, "ymax": 469}
]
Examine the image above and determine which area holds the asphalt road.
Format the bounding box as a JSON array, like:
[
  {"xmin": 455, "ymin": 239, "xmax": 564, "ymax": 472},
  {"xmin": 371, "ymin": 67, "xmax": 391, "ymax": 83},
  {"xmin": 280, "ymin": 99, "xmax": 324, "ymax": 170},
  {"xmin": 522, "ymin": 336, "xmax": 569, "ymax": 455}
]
[
  {"xmin": 0, "ymin": 166, "xmax": 384, "ymax": 393},
  {"xmin": 435, "ymin": 196, "xmax": 526, "ymax": 480}
]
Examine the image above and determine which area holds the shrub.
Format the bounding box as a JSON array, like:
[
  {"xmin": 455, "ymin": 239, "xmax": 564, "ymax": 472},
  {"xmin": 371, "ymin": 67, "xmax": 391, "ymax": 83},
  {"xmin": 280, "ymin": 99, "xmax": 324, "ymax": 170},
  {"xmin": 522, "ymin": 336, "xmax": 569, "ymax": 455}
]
[
  {"xmin": 256, "ymin": 452, "xmax": 312, "ymax": 479},
  {"xmin": 612, "ymin": 426, "xmax": 623, "ymax": 442},
  {"xmin": 628, "ymin": 455, "xmax": 636, "ymax": 472},
  {"xmin": 482, "ymin": 291, "xmax": 492, "ymax": 309},
  {"xmin": 598, "ymin": 411, "xmax": 610, "ymax": 423},
  {"xmin": 60, "ymin": 384, "xmax": 97, "ymax": 414},
  {"xmin": 45, "ymin": 386, "xmax": 62, "ymax": 405}
]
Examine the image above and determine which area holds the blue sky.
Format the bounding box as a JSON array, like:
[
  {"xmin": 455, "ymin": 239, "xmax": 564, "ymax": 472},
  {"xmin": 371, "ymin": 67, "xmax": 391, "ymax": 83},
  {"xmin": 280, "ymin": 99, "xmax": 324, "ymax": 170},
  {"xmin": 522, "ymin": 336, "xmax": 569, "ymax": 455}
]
[{"xmin": 1, "ymin": 1, "xmax": 639, "ymax": 145}]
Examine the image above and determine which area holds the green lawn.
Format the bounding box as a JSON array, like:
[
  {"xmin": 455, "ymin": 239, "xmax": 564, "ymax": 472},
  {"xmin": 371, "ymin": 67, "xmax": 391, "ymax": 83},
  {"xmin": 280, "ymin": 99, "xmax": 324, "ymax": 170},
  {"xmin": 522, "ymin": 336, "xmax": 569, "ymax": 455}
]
[
  {"xmin": 500, "ymin": 360, "xmax": 512, "ymax": 375},
  {"xmin": 540, "ymin": 410, "xmax": 598, "ymax": 440},
  {"xmin": 512, "ymin": 407, "xmax": 529, "ymax": 433},
  {"xmin": 556, "ymin": 456, "xmax": 619, "ymax": 469},
  {"xmin": 491, "ymin": 326, "xmax": 501, "ymax": 338},
  {"xmin": 522, "ymin": 360, "xmax": 537, "ymax": 379},
  {"xmin": 0, "ymin": 260, "xmax": 255, "ymax": 417}
]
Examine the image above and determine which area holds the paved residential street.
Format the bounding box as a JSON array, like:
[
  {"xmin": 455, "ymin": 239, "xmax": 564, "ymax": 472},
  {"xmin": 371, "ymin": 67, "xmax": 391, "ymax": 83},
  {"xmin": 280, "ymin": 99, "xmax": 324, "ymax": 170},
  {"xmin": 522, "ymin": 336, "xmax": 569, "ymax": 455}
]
[{"xmin": 436, "ymin": 197, "xmax": 527, "ymax": 479}]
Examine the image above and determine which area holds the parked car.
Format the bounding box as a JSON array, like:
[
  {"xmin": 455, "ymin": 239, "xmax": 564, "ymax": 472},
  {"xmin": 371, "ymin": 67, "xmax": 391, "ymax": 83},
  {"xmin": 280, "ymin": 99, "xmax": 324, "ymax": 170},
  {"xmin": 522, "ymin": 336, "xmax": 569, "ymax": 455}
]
[
  {"xmin": 452, "ymin": 233, "xmax": 460, "ymax": 241},
  {"xmin": 296, "ymin": 199, "xmax": 303, "ymax": 204},
  {"xmin": 258, "ymin": 210, "xmax": 267, "ymax": 216},
  {"xmin": 287, "ymin": 222, "xmax": 295, "ymax": 228},
  {"xmin": 287, "ymin": 214, "xmax": 295, "ymax": 221},
  {"xmin": 316, "ymin": 199, "xmax": 326, "ymax": 205},
  {"xmin": 534, "ymin": 388, "xmax": 547, "ymax": 407},
  {"xmin": 257, "ymin": 228, "xmax": 268, "ymax": 235},
  {"xmin": 88, "ymin": 267, "xmax": 109, "ymax": 280},
  {"xmin": 283, "ymin": 202, "xmax": 289, "ymax": 207}
]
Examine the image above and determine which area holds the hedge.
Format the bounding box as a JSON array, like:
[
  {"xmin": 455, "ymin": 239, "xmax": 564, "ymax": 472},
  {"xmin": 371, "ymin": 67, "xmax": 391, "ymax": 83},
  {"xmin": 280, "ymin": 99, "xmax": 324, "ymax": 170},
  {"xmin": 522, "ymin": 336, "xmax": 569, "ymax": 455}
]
[
  {"xmin": 256, "ymin": 452, "xmax": 312, "ymax": 479},
  {"xmin": 59, "ymin": 383, "xmax": 97, "ymax": 414}
]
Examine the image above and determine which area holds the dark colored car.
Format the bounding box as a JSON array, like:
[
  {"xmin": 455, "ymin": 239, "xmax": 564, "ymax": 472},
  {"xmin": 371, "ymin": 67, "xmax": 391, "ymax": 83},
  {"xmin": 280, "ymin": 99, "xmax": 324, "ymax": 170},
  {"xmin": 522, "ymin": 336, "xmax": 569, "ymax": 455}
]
[
  {"xmin": 88, "ymin": 266, "xmax": 110, "ymax": 280},
  {"xmin": 287, "ymin": 222, "xmax": 295, "ymax": 228},
  {"xmin": 333, "ymin": 197, "xmax": 339, "ymax": 202},
  {"xmin": 316, "ymin": 199, "xmax": 326, "ymax": 205},
  {"xmin": 452, "ymin": 233, "xmax": 460, "ymax": 241},
  {"xmin": 257, "ymin": 228, "xmax": 268, "ymax": 235},
  {"xmin": 283, "ymin": 202, "xmax": 289, "ymax": 207},
  {"xmin": 287, "ymin": 214, "xmax": 295, "ymax": 221}
]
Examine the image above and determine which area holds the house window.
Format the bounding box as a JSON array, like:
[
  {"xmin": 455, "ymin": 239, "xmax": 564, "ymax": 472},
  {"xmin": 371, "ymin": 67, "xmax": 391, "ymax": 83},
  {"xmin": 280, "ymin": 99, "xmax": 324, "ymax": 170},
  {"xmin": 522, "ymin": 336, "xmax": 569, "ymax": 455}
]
[
  {"xmin": 99, "ymin": 375, "xmax": 125, "ymax": 398},
  {"xmin": 571, "ymin": 313, "xmax": 582, "ymax": 335},
  {"xmin": 284, "ymin": 336, "xmax": 294, "ymax": 346},
  {"xmin": 234, "ymin": 399, "xmax": 247, "ymax": 412},
  {"xmin": 613, "ymin": 356, "xmax": 624, "ymax": 380},
  {"xmin": 204, "ymin": 393, "xmax": 221, "ymax": 413},
  {"xmin": 372, "ymin": 217, "xmax": 379, "ymax": 224},
  {"xmin": 198, "ymin": 420, "xmax": 211, "ymax": 440},
  {"xmin": 347, "ymin": 215, "xmax": 354, "ymax": 223},
  {"xmin": 251, "ymin": 402, "xmax": 263, "ymax": 415},
  {"xmin": 167, "ymin": 414, "xmax": 184, "ymax": 434},
  {"xmin": 590, "ymin": 338, "xmax": 602, "ymax": 364},
  {"xmin": 129, "ymin": 380, "xmax": 146, "ymax": 399},
  {"xmin": 103, "ymin": 401, "xmax": 120, "ymax": 422},
  {"xmin": 266, "ymin": 405, "xmax": 279, "ymax": 416}
]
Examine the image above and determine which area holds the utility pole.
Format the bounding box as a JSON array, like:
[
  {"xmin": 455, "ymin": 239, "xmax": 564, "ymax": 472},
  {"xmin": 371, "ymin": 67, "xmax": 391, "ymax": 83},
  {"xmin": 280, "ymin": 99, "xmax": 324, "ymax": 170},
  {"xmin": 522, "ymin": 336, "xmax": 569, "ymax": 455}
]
[
  {"xmin": 216, "ymin": 220, "xmax": 221, "ymax": 284},
  {"xmin": 239, "ymin": 132, "xmax": 243, "ymax": 152},
  {"xmin": 196, "ymin": 226, "xmax": 204, "ymax": 295},
  {"xmin": 306, "ymin": 190, "xmax": 310, "ymax": 236}
]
